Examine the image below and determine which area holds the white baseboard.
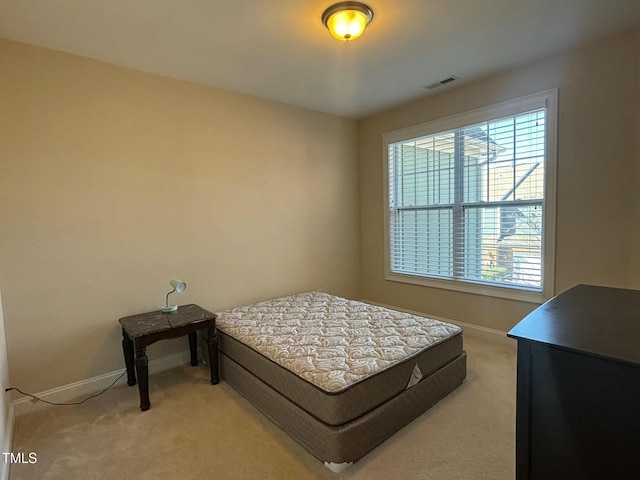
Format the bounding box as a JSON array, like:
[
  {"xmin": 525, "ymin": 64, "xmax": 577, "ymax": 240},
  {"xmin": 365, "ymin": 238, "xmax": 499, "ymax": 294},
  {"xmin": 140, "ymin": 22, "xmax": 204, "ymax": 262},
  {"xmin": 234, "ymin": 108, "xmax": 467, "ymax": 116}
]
[
  {"xmin": 1, "ymin": 401, "xmax": 15, "ymax": 480},
  {"xmin": 361, "ymin": 299, "xmax": 515, "ymax": 346},
  {"xmin": 13, "ymin": 350, "xmax": 192, "ymax": 417}
]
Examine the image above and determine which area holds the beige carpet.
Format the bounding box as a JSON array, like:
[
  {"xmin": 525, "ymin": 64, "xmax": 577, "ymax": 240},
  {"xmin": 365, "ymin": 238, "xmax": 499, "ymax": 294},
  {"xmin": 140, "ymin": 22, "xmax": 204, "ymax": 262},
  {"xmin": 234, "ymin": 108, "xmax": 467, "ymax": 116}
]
[{"xmin": 10, "ymin": 334, "xmax": 516, "ymax": 480}]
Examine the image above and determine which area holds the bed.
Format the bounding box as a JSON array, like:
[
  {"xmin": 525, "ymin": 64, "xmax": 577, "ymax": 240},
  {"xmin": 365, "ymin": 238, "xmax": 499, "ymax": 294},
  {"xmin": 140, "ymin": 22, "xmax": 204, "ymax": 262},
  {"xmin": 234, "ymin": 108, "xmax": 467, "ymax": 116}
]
[{"xmin": 212, "ymin": 291, "xmax": 466, "ymax": 472}]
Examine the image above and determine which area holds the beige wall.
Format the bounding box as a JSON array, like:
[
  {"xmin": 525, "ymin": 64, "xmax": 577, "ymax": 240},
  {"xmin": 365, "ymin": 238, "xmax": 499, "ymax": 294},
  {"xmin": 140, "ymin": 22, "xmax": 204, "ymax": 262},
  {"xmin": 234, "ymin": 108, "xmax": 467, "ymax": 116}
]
[
  {"xmin": 359, "ymin": 28, "xmax": 640, "ymax": 332},
  {"xmin": 0, "ymin": 40, "xmax": 360, "ymax": 393},
  {"xmin": 631, "ymin": 31, "xmax": 640, "ymax": 287}
]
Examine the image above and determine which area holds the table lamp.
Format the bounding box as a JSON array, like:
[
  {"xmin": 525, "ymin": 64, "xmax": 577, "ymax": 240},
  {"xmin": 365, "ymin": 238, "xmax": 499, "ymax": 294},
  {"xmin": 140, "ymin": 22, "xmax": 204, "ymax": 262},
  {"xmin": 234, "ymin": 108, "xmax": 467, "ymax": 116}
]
[{"xmin": 161, "ymin": 279, "xmax": 186, "ymax": 313}]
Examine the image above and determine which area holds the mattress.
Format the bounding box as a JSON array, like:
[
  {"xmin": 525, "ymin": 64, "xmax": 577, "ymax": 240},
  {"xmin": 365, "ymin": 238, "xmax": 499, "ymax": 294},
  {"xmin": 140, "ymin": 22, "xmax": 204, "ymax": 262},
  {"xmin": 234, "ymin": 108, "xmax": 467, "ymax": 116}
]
[{"xmin": 215, "ymin": 291, "xmax": 464, "ymax": 426}]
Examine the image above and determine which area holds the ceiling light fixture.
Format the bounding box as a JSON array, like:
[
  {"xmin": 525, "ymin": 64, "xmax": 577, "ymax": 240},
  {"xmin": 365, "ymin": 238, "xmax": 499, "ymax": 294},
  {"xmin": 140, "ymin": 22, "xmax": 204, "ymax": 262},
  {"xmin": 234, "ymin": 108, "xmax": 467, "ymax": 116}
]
[{"xmin": 322, "ymin": 2, "xmax": 374, "ymax": 42}]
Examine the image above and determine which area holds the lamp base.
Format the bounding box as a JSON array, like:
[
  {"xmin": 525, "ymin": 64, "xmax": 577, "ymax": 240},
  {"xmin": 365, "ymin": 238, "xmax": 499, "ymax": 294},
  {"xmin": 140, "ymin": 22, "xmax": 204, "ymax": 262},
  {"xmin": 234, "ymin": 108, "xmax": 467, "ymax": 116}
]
[{"xmin": 161, "ymin": 304, "xmax": 178, "ymax": 313}]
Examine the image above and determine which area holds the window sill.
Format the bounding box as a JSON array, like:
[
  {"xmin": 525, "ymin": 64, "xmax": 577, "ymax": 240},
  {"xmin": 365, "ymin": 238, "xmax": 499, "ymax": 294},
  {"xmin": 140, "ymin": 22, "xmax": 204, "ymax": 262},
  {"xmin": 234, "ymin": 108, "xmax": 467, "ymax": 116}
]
[{"xmin": 385, "ymin": 272, "xmax": 550, "ymax": 304}]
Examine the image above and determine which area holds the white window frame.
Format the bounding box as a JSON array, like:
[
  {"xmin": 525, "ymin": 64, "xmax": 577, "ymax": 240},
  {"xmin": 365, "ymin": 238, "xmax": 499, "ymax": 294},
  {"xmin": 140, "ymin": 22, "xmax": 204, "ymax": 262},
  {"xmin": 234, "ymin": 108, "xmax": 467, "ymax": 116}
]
[{"xmin": 382, "ymin": 90, "xmax": 557, "ymax": 304}]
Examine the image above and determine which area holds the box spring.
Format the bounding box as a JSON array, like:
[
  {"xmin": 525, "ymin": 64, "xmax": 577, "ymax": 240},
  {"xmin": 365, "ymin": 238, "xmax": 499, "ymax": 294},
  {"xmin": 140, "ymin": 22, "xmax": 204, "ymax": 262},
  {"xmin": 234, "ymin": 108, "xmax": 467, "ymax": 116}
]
[
  {"xmin": 212, "ymin": 292, "xmax": 467, "ymax": 469},
  {"xmin": 220, "ymin": 351, "xmax": 466, "ymax": 468}
]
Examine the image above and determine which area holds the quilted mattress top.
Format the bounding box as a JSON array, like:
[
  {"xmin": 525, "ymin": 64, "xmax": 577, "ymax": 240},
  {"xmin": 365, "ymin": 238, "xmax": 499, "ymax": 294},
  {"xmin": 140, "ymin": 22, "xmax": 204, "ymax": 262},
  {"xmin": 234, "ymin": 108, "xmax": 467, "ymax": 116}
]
[{"xmin": 215, "ymin": 291, "xmax": 462, "ymax": 393}]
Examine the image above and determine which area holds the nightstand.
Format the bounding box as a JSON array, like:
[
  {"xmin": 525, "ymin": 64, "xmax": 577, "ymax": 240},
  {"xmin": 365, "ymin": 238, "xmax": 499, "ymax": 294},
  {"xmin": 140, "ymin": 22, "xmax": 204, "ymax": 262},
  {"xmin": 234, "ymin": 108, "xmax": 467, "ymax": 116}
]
[{"xmin": 119, "ymin": 304, "xmax": 218, "ymax": 411}]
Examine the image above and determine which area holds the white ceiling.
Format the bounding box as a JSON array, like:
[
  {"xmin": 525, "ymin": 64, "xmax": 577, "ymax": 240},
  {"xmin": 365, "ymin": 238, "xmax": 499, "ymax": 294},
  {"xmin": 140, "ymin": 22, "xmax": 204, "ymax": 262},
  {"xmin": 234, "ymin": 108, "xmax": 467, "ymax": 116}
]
[{"xmin": 1, "ymin": 0, "xmax": 640, "ymax": 119}]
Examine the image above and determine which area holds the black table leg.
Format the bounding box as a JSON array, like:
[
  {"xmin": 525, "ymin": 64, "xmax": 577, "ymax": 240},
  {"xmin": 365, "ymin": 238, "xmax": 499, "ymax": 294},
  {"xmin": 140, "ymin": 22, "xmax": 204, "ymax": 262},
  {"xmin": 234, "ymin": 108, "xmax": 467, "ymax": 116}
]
[
  {"xmin": 206, "ymin": 323, "xmax": 219, "ymax": 385},
  {"xmin": 121, "ymin": 329, "xmax": 136, "ymax": 386},
  {"xmin": 188, "ymin": 332, "xmax": 198, "ymax": 366},
  {"xmin": 134, "ymin": 344, "xmax": 150, "ymax": 411}
]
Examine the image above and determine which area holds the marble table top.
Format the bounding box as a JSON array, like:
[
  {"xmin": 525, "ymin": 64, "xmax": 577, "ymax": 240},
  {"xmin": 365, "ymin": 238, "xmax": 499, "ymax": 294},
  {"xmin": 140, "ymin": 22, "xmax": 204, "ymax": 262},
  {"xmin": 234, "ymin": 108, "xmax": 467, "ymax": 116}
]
[{"xmin": 119, "ymin": 304, "xmax": 216, "ymax": 338}]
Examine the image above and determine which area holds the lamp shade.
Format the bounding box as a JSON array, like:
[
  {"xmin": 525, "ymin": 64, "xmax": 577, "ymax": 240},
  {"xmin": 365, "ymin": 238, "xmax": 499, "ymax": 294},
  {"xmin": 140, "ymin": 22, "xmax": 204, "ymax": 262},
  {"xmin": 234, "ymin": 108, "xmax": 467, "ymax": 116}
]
[
  {"xmin": 322, "ymin": 2, "xmax": 373, "ymax": 41},
  {"xmin": 170, "ymin": 279, "xmax": 186, "ymax": 293}
]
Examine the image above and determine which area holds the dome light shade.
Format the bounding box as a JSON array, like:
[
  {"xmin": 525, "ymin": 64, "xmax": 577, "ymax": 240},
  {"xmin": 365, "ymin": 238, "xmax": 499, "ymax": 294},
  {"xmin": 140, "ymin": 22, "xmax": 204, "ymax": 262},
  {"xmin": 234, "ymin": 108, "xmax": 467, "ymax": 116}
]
[{"xmin": 322, "ymin": 2, "xmax": 374, "ymax": 42}]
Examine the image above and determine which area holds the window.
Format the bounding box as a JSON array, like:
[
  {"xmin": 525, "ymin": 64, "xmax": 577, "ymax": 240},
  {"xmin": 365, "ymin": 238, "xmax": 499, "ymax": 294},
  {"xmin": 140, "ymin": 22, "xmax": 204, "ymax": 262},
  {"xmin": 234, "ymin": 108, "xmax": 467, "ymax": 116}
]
[{"xmin": 383, "ymin": 90, "xmax": 557, "ymax": 303}]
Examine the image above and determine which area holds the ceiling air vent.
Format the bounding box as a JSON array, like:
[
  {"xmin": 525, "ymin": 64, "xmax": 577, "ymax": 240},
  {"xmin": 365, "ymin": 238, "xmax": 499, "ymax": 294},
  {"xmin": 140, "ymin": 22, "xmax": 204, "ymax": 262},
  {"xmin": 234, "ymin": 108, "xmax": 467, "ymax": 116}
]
[{"xmin": 425, "ymin": 76, "xmax": 459, "ymax": 90}]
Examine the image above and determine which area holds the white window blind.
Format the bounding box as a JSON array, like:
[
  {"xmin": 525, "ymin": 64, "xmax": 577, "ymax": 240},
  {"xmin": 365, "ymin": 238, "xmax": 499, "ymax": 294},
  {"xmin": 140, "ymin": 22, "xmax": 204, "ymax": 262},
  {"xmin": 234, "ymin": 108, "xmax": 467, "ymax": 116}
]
[{"xmin": 384, "ymin": 91, "xmax": 557, "ymax": 301}]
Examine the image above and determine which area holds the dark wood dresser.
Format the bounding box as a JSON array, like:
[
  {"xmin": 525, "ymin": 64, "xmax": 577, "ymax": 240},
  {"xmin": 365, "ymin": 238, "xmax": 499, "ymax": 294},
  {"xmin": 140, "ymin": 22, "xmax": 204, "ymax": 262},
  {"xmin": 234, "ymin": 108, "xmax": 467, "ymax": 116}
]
[{"xmin": 508, "ymin": 284, "xmax": 640, "ymax": 480}]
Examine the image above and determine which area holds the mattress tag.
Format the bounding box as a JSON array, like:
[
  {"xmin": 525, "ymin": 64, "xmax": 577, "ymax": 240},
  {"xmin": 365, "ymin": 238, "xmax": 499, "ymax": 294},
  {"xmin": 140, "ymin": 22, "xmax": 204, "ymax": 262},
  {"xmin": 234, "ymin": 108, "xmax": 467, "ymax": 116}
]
[{"xmin": 406, "ymin": 364, "xmax": 423, "ymax": 389}]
